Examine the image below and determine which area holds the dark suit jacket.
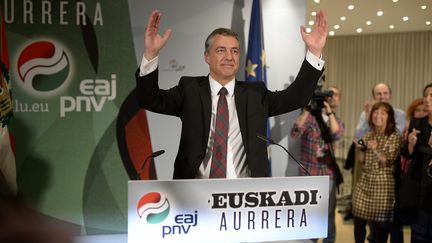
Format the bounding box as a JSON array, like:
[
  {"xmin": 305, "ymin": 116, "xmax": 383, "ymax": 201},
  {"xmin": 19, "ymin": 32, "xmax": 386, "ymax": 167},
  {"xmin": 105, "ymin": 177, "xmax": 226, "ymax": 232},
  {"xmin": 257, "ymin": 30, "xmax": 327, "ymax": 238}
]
[{"xmin": 136, "ymin": 59, "xmax": 323, "ymax": 179}]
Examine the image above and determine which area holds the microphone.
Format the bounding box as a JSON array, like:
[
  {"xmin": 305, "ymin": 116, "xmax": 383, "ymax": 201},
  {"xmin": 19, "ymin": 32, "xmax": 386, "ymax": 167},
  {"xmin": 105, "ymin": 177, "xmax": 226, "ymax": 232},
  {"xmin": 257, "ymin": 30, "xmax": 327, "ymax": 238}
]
[
  {"xmin": 137, "ymin": 150, "xmax": 165, "ymax": 180},
  {"xmin": 257, "ymin": 134, "xmax": 311, "ymax": 176}
]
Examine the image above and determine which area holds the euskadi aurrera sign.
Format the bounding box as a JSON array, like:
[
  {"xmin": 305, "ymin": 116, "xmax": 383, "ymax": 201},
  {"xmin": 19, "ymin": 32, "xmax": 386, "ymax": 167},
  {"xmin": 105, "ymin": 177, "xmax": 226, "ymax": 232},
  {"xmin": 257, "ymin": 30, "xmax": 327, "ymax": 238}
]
[{"xmin": 128, "ymin": 176, "xmax": 329, "ymax": 243}]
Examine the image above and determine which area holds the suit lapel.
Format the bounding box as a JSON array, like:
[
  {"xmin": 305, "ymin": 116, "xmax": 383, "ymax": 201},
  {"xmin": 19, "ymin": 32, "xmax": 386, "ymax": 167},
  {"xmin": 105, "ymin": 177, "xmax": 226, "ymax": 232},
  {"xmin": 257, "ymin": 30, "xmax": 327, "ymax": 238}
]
[
  {"xmin": 199, "ymin": 77, "xmax": 212, "ymax": 151},
  {"xmin": 235, "ymin": 82, "xmax": 248, "ymax": 151}
]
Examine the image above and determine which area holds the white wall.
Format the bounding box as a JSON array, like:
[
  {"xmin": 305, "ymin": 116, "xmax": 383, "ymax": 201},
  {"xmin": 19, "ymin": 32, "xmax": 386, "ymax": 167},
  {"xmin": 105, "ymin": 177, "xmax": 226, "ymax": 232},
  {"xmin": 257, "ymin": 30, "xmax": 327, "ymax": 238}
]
[{"xmin": 128, "ymin": 0, "xmax": 306, "ymax": 179}]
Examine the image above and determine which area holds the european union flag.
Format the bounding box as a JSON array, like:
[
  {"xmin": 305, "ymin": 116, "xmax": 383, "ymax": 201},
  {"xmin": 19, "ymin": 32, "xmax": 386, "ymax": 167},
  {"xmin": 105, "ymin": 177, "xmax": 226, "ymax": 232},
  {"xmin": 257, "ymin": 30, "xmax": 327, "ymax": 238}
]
[
  {"xmin": 245, "ymin": 0, "xmax": 271, "ymax": 172},
  {"xmin": 245, "ymin": 0, "xmax": 266, "ymax": 83}
]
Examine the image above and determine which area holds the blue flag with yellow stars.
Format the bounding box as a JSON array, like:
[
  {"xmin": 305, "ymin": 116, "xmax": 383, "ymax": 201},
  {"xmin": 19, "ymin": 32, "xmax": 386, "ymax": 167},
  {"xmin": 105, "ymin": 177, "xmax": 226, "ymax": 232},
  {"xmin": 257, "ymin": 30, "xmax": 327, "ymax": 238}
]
[
  {"xmin": 245, "ymin": 0, "xmax": 266, "ymax": 83},
  {"xmin": 245, "ymin": 0, "xmax": 272, "ymax": 173}
]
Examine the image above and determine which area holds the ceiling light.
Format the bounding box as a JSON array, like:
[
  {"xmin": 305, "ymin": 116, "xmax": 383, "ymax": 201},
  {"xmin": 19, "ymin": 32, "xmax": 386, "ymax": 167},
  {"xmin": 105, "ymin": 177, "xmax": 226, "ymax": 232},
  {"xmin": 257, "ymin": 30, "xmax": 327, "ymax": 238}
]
[
  {"xmin": 311, "ymin": 11, "xmax": 317, "ymax": 16},
  {"xmin": 356, "ymin": 28, "xmax": 362, "ymax": 33},
  {"xmin": 377, "ymin": 11, "xmax": 384, "ymax": 16},
  {"xmin": 334, "ymin": 24, "xmax": 340, "ymax": 29},
  {"xmin": 340, "ymin": 16, "xmax": 346, "ymax": 21},
  {"xmin": 347, "ymin": 5, "xmax": 354, "ymax": 10},
  {"xmin": 329, "ymin": 31, "xmax": 335, "ymax": 36},
  {"xmin": 427, "ymin": 21, "xmax": 431, "ymax": 26},
  {"xmin": 366, "ymin": 21, "xmax": 372, "ymax": 25},
  {"xmin": 421, "ymin": 5, "xmax": 427, "ymax": 10},
  {"xmin": 392, "ymin": 0, "xmax": 398, "ymax": 2},
  {"xmin": 309, "ymin": 20, "xmax": 315, "ymax": 25},
  {"xmin": 402, "ymin": 16, "xmax": 409, "ymax": 21},
  {"xmin": 314, "ymin": 0, "xmax": 320, "ymax": 3},
  {"xmin": 389, "ymin": 25, "xmax": 395, "ymax": 29},
  {"xmin": 306, "ymin": 27, "xmax": 312, "ymax": 33}
]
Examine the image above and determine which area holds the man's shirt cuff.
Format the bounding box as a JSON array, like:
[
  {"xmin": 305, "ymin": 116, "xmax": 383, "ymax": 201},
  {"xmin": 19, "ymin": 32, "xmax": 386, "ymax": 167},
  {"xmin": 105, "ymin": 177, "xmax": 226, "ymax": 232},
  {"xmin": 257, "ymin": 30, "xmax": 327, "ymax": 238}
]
[
  {"xmin": 306, "ymin": 50, "xmax": 325, "ymax": 71},
  {"xmin": 139, "ymin": 55, "xmax": 158, "ymax": 77}
]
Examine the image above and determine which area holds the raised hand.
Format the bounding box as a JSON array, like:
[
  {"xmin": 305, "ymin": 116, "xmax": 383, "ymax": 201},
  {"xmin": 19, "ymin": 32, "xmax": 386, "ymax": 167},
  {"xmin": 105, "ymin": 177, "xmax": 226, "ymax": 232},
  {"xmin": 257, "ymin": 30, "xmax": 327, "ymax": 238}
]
[
  {"xmin": 144, "ymin": 10, "xmax": 172, "ymax": 60},
  {"xmin": 408, "ymin": 128, "xmax": 419, "ymax": 146},
  {"xmin": 300, "ymin": 10, "xmax": 328, "ymax": 58},
  {"xmin": 406, "ymin": 128, "xmax": 420, "ymax": 154}
]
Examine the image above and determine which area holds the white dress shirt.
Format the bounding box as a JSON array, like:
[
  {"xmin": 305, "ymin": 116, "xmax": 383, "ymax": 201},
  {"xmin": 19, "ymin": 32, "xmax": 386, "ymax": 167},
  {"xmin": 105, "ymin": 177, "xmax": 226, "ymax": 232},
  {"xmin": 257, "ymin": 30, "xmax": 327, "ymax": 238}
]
[{"xmin": 196, "ymin": 77, "xmax": 248, "ymax": 178}]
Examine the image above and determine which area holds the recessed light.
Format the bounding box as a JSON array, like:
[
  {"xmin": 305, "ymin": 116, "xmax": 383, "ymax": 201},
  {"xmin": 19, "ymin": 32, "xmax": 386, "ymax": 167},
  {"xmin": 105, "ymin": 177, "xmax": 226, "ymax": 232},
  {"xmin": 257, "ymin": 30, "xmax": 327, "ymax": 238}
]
[
  {"xmin": 306, "ymin": 27, "xmax": 312, "ymax": 33},
  {"xmin": 389, "ymin": 25, "xmax": 395, "ymax": 29},
  {"xmin": 329, "ymin": 31, "xmax": 335, "ymax": 36},
  {"xmin": 348, "ymin": 5, "xmax": 354, "ymax": 10},
  {"xmin": 334, "ymin": 24, "xmax": 340, "ymax": 29},
  {"xmin": 366, "ymin": 21, "xmax": 372, "ymax": 25},
  {"xmin": 421, "ymin": 5, "xmax": 427, "ymax": 10},
  {"xmin": 356, "ymin": 28, "xmax": 362, "ymax": 33},
  {"xmin": 426, "ymin": 21, "xmax": 431, "ymax": 26},
  {"xmin": 392, "ymin": 0, "xmax": 398, "ymax": 2},
  {"xmin": 403, "ymin": 16, "xmax": 409, "ymax": 21},
  {"xmin": 340, "ymin": 16, "xmax": 346, "ymax": 21},
  {"xmin": 311, "ymin": 11, "xmax": 317, "ymax": 16},
  {"xmin": 377, "ymin": 11, "xmax": 384, "ymax": 16},
  {"xmin": 309, "ymin": 20, "xmax": 315, "ymax": 25},
  {"xmin": 314, "ymin": 0, "xmax": 320, "ymax": 3}
]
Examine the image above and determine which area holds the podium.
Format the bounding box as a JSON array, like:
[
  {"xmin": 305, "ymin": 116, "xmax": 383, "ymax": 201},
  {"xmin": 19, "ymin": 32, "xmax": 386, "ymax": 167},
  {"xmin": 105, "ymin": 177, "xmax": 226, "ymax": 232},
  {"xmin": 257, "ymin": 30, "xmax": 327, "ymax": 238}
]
[{"xmin": 128, "ymin": 176, "xmax": 329, "ymax": 243}]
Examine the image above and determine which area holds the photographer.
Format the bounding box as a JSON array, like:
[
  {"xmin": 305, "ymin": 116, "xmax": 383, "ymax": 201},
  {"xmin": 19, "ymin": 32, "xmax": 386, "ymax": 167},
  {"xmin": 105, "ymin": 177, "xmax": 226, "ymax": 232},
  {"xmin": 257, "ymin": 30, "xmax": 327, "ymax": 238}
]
[{"xmin": 290, "ymin": 86, "xmax": 345, "ymax": 243}]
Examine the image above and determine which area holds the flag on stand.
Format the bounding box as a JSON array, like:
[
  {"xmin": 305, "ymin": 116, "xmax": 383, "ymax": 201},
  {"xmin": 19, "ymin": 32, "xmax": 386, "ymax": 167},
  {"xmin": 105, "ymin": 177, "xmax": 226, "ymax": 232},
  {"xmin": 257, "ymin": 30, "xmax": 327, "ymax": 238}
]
[
  {"xmin": 0, "ymin": 11, "xmax": 17, "ymax": 194},
  {"xmin": 245, "ymin": 0, "xmax": 266, "ymax": 83},
  {"xmin": 245, "ymin": 0, "xmax": 272, "ymax": 174}
]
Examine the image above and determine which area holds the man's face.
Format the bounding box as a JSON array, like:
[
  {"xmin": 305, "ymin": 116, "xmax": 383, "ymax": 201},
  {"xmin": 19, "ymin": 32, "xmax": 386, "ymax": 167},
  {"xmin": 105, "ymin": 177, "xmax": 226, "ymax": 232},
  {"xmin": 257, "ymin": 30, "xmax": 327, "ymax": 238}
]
[
  {"xmin": 373, "ymin": 84, "xmax": 391, "ymax": 102},
  {"xmin": 204, "ymin": 34, "xmax": 240, "ymax": 85},
  {"xmin": 327, "ymin": 88, "xmax": 341, "ymax": 109}
]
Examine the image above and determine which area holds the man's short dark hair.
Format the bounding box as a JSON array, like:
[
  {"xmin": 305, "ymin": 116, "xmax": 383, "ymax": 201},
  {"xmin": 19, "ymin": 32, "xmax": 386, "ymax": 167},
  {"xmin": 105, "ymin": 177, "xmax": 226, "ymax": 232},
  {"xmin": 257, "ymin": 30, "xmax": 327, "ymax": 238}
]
[{"xmin": 204, "ymin": 28, "xmax": 240, "ymax": 53}]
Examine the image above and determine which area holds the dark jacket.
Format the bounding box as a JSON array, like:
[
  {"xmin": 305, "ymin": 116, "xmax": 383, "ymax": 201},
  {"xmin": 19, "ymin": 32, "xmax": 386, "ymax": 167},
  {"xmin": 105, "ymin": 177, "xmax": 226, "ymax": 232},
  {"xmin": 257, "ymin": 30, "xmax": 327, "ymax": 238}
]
[
  {"xmin": 400, "ymin": 117, "xmax": 432, "ymax": 213},
  {"xmin": 136, "ymin": 59, "xmax": 323, "ymax": 179}
]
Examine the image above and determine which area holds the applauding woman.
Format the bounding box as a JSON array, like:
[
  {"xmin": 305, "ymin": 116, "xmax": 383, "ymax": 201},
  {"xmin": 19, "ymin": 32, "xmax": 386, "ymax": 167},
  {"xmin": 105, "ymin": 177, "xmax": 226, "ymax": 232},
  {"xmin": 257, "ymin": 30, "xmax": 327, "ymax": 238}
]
[
  {"xmin": 352, "ymin": 102, "xmax": 402, "ymax": 243},
  {"xmin": 401, "ymin": 83, "xmax": 432, "ymax": 243}
]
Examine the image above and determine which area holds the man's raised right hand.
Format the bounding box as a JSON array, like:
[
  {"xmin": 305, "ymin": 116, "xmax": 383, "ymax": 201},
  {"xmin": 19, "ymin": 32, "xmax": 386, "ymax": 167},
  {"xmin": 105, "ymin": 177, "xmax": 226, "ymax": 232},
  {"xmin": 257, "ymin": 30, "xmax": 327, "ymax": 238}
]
[{"xmin": 144, "ymin": 10, "xmax": 172, "ymax": 60}]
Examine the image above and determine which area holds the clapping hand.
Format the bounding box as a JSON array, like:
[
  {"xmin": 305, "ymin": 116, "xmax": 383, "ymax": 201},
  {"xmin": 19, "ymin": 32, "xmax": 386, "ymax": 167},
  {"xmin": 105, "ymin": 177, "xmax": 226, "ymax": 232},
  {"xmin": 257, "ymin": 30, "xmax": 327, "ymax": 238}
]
[{"xmin": 408, "ymin": 128, "xmax": 420, "ymax": 146}]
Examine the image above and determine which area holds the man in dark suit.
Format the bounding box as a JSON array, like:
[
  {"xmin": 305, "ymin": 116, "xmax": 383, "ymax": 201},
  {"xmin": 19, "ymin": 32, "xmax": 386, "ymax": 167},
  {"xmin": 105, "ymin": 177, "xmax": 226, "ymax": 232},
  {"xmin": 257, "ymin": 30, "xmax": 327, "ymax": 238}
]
[{"xmin": 136, "ymin": 10, "xmax": 328, "ymax": 179}]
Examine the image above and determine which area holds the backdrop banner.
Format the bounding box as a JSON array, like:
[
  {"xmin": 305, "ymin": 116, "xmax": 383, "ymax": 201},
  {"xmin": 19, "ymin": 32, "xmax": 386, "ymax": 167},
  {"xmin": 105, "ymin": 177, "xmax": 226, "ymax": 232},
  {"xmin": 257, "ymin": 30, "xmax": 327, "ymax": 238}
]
[{"xmin": 4, "ymin": 0, "xmax": 141, "ymax": 234}]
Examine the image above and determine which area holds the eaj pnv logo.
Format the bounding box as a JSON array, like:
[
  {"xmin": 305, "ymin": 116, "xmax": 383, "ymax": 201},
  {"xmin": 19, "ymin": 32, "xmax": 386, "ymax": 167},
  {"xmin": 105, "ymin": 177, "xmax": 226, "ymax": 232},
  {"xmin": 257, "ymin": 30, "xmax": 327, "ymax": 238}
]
[
  {"xmin": 16, "ymin": 40, "xmax": 72, "ymax": 98},
  {"xmin": 137, "ymin": 192, "xmax": 170, "ymax": 224}
]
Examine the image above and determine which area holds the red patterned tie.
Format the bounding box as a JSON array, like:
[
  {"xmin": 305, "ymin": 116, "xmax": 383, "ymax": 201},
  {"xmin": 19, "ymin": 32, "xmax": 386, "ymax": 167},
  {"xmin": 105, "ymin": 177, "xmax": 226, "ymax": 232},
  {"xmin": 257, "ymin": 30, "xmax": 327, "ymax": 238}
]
[{"xmin": 210, "ymin": 87, "xmax": 228, "ymax": 178}]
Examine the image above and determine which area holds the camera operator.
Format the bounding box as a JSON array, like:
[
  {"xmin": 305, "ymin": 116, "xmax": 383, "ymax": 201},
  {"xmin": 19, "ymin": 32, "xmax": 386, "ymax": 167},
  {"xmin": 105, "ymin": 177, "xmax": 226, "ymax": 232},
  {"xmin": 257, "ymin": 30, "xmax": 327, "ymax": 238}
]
[{"xmin": 291, "ymin": 86, "xmax": 345, "ymax": 243}]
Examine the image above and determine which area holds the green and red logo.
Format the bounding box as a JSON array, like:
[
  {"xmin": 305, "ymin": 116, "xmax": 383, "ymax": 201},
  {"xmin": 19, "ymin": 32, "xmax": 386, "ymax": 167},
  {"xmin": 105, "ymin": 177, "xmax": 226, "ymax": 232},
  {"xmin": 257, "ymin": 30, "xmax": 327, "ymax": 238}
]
[
  {"xmin": 16, "ymin": 39, "xmax": 72, "ymax": 98},
  {"xmin": 137, "ymin": 192, "xmax": 170, "ymax": 224}
]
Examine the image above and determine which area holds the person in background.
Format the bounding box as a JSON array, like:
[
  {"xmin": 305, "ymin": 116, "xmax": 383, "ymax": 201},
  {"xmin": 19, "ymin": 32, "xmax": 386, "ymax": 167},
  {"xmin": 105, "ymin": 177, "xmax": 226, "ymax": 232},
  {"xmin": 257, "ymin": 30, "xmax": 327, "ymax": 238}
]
[
  {"xmin": 0, "ymin": 186, "xmax": 74, "ymax": 243},
  {"xmin": 353, "ymin": 83, "xmax": 405, "ymax": 243},
  {"xmin": 291, "ymin": 86, "xmax": 345, "ymax": 243},
  {"xmin": 352, "ymin": 102, "xmax": 402, "ymax": 243},
  {"xmin": 356, "ymin": 83, "xmax": 406, "ymax": 139},
  {"xmin": 389, "ymin": 99, "xmax": 427, "ymax": 243},
  {"xmin": 400, "ymin": 98, "xmax": 427, "ymax": 174},
  {"xmin": 401, "ymin": 83, "xmax": 432, "ymax": 243},
  {"xmin": 404, "ymin": 98, "xmax": 427, "ymax": 139}
]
